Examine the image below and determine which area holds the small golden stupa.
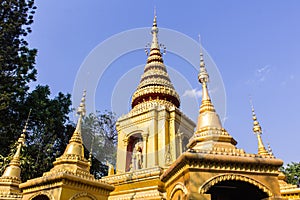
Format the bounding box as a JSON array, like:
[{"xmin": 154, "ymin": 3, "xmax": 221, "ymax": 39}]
[
  {"xmin": 19, "ymin": 91, "xmax": 114, "ymax": 200},
  {"xmin": 0, "ymin": 130, "xmax": 26, "ymax": 200}
]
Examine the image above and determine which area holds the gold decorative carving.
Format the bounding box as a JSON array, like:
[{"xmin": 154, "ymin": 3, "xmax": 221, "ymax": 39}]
[{"xmin": 170, "ymin": 182, "xmax": 188, "ymax": 199}]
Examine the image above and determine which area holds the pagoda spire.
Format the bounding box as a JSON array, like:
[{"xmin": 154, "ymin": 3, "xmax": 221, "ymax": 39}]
[
  {"xmin": 150, "ymin": 13, "xmax": 159, "ymax": 50},
  {"xmin": 1, "ymin": 109, "xmax": 30, "ymax": 180},
  {"xmin": 1, "ymin": 127, "xmax": 26, "ymax": 180},
  {"xmin": 50, "ymin": 90, "xmax": 91, "ymax": 175},
  {"xmin": 196, "ymin": 40, "xmax": 222, "ymax": 129},
  {"xmin": 250, "ymin": 102, "xmax": 269, "ymax": 155},
  {"xmin": 131, "ymin": 15, "xmax": 180, "ymax": 109},
  {"xmin": 62, "ymin": 90, "xmax": 86, "ymax": 157},
  {"xmin": 187, "ymin": 39, "xmax": 237, "ymax": 151},
  {"xmin": 0, "ymin": 110, "xmax": 30, "ymax": 199}
]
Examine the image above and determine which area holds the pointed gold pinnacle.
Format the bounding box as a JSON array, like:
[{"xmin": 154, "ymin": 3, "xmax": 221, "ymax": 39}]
[
  {"xmin": 1, "ymin": 109, "xmax": 31, "ymax": 179},
  {"xmin": 250, "ymin": 101, "xmax": 268, "ymax": 155},
  {"xmin": 70, "ymin": 90, "xmax": 86, "ymax": 143},
  {"xmin": 197, "ymin": 38, "xmax": 215, "ymax": 114}
]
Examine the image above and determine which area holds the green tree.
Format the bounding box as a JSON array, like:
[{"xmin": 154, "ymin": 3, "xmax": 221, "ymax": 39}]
[
  {"xmin": 0, "ymin": 86, "xmax": 74, "ymax": 181},
  {"xmin": 0, "ymin": 0, "xmax": 37, "ymax": 155},
  {"xmin": 0, "ymin": 0, "xmax": 74, "ymax": 181},
  {"xmin": 82, "ymin": 111, "xmax": 117, "ymax": 179},
  {"xmin": 20, "ymin": 85, "xmax": 73, "ymax": 181},
  {"xmin": 281, "ymin": 162, "xmax": 300, "ymax": 186}
]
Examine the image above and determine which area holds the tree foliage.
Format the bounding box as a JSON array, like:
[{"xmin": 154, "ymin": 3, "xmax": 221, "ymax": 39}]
[
  {"xmin": 21, "ymin": 85, "xmax": 73, "ymax": 181},
  {"xmin": 0, "ymin": 0, "xmax": 118, "ymax": 182},
  {"xmin": 0, "ymin": 0, "xmax": 74, "ymax": 181},
  {"xmin": 82, "ymin": 111, "xmax": 118, "ymax": 179},
  {"xmin": 281, "ymin": 162, "xmax": 300, "ymax": 186},
  {"xmin": 0, "ymin": 0, "xmax": 37, "ymax": 154}
]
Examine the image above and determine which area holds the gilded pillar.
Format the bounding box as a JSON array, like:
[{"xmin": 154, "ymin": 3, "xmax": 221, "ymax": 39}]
[{"xmin": 123, "ymin": 137, "xmax": 128, "ymax": 172}]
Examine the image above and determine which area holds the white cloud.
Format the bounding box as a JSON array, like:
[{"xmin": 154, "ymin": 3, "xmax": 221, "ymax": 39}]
[
  {"xmin": 245, "ymin": 65, "xmax": 272, "ymax": 85},
  {"xmin": 255, "ymin": 65, "xmax": 271, "ymax": 82},
  {"xmin": 182, "ymin": 88, "xmax": 202, "ymax": 98}
]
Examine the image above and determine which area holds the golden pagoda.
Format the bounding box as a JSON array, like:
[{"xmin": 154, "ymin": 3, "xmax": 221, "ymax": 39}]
[
  {"xmin": 160, "ymin": 45, "xmax": 285, "ymax": 199},
  {"xmin": 101, "ymin": 15, "xmax": 195, "ymax": 199},
  {"xmin": 0, "ymin": 129, "xmax": 26, "ymax": 200},
  {"xmin": 19, "ymin": 91, "xmax": 114, "ymax": 200}
]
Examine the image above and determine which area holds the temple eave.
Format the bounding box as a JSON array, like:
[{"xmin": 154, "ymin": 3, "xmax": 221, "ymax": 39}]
[
  {"xmin": 20, "ymin": 172, "xmax": 114, "ymax": 192},
  {"xmin": 161, "ymin": 151, "xmax": 283, "ymax": 182}
]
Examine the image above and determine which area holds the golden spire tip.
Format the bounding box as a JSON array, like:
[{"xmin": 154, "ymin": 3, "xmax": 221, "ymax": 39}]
[
  {"xmin": 249, "ymin": 98, "xmax": 262, "ymax": 134},
  {"xmin": 152, "ymin": 7, "xmax": 157, "ymax": 28},
  {"xmin": 71, "ymin": 89, "xmax": 86, "ymax": 143},
  {"xmin": 77, "ymin": 90, "xmax": 86, "ymax": 117},
  {"xmin": 198, "ymin": 35, "xmax": 209, "ymax": 84},
  {"xmin": 249, "ymin": 99, "xmax": 268, "ymax": 155}
]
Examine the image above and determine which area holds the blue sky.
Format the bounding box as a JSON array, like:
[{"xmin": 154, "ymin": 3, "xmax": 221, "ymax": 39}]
[{"xmin": 28, "ymin": 1, "xmax": 300, "ymax": 164}]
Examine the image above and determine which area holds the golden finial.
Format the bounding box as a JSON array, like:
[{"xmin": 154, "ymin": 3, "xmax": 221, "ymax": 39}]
[
  {"xmin": 63, "ymin": 90, "xmax": 86, "ymax": 156},
  {"xmin": 150, "ymin": 12, "xmax": 159, "ymax": 50},
  {"xmin": 77, "ymin": 90, "xmax": 86, "ymax": 117},
  {"xmin": 153, "ymin": 6, "xmax": 157, "ymax": 27},
  {"xmin": 197, "ymin": 35, "xmax": 216, "ymax": 115},
  {"xmin": 1, "ymin": 109, "xmax": 31, "ymax": 179},
  {"xmin": 198, "ymin": 34, "xmax": 209, "ymax": 84},
  {"xmin": 250, "ymin": 99, "xmax": 268, "ymax": 155},
  {"xmin": 71, "ymin": 90, "xmax": 86, "ymax": 141}
]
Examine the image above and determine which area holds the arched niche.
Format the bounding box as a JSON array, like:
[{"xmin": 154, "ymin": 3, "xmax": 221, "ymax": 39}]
[{"xmin": 125, "ymin": 133, "xmax": 143, "ymax": 171}]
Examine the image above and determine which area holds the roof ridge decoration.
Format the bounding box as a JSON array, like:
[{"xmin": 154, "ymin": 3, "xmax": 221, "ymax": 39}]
[{"xmin": 131, "ymin": 14, "xmax": 180, "ymax": 109}]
